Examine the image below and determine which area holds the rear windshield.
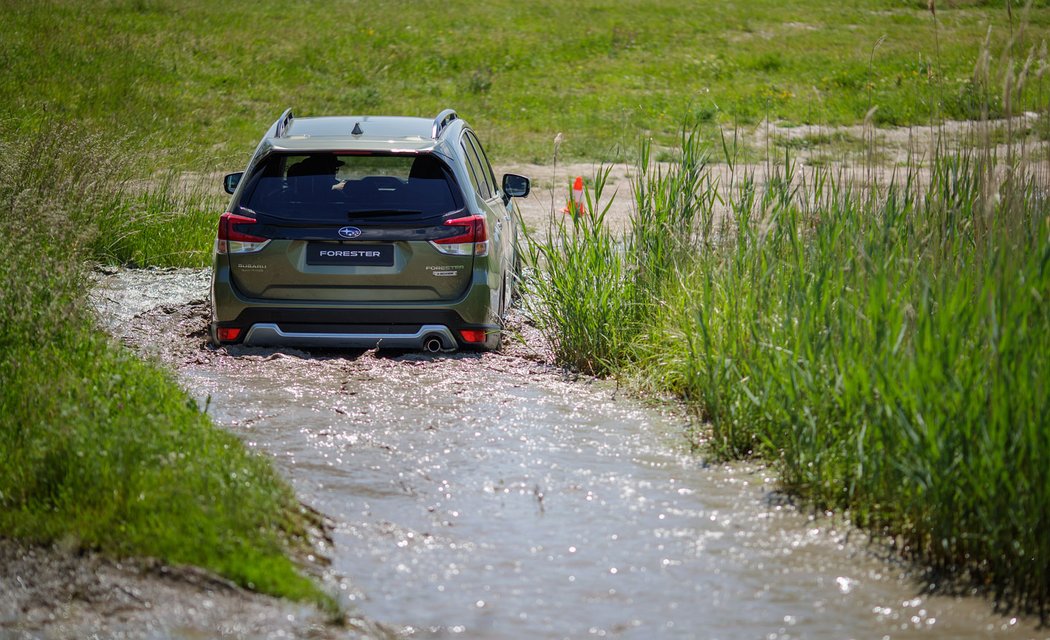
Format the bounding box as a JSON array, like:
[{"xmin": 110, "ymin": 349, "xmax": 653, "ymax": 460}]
[{"xmin": 240, "ymin": 154, "xmax": 462, "ymax": 220}]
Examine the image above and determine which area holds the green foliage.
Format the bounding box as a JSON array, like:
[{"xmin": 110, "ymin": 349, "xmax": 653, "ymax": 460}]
[
  {"xmin": 660, "ymin": 147, "xmax": 1048, "ymax": 615},
  {"xmin": 0, "ymin": 123, "xmax": 331, "ymax": 609},
  {"xmin": 0, "ymin": 121, "xmax": 218, "ymax": 269},
  {"xmin": 942, "ymin": 78, "xmax": 1005, "ymax": 120},
  {"xmin": 521, "ymin": 128, "xmax": 722, "ymax": 375},
  {"xmin": 525, "ymin": 125, "xmax": 1050, "ymax": 615},
  {"xmin": 520, "ymin": 168, "xmax": 641, "ymax": 375},
  {"xmin": 91, "ymin": 175, "xmax": 220, "ymax": 268}
]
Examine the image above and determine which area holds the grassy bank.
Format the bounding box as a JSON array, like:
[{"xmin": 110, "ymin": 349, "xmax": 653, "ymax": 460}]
[
  {"xmin": 523, "ymin": 128, "xmax": 1049, "ymax": 615},
  {"xmin": 3, "ymin": 0, "xmax": 1048, "ymax": 165},
  {"xmin": 0, "ymin": 123, "xmax": 332, "ymax": 609}
]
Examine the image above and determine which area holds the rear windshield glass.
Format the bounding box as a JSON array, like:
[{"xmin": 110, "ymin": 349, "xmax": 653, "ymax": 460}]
[{"xmin": 241, "ymin": 154, "xmax": 461, "ymax": 220}]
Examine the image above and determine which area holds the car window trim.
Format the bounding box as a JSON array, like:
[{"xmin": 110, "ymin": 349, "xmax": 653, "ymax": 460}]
[
  {"xmin": 460, "ymin": 139, "xmax": 489, "ymax": 199},
  {"xmin": 466, "ymin": 132, "xmax": 498, "ymax": 199}
]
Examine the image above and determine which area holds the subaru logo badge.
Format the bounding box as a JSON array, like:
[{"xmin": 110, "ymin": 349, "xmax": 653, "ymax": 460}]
[{"xmin": 338, "ymin": 226, "xmax": 362, "ymax": 239}]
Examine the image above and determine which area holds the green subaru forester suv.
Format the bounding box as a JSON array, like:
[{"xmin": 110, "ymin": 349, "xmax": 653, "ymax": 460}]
[{"xmin": 210, "ymin": 109, "xmax": 530, "ymax": 351}]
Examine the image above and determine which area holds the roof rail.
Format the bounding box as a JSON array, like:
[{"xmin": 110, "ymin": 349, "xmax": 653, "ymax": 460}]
[
  {"xmin": 431, "ymin": 109, "xmax": 458, "ymax": 138},
  {"xmin": 274, "ymin": 108, "xmax": 294, "ymax": 138}
]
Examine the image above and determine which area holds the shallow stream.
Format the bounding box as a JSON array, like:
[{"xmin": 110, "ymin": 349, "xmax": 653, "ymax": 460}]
[{"xmin": 90, "ymin": 268, "xmax": 1043, "ymax": 639}]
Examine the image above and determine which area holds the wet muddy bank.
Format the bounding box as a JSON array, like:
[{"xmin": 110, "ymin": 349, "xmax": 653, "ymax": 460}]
[
  {"xmin": 28, "ymin": 266, "xmax": 1043, "ymax": 639},
  {"xmin": 0, "ymin": 539, "xmax": 369, "ymax": 640},
  {"xmin": 0, "ymin": 268, "xmax": 392, "ymax": 640}
]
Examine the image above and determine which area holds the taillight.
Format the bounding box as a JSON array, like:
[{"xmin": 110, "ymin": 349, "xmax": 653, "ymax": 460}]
[
  {"xmin": 216, "ymin": 212, "xmax": 270, "ymax": 254},
  {"xmin": 430, "ymin": 215, "xmax": 488, "ymax": 256}
]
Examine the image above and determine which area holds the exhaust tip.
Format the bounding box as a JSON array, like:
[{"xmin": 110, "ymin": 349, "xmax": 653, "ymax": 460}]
[{"xmin": 423, "ymin": 336, "xmax": 443, "ymax": 353}]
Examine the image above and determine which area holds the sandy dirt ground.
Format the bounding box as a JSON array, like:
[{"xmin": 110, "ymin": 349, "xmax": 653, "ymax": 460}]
[{"xmin": 502, "ymin": 114, "xmax": 1048, "ymax": 237}]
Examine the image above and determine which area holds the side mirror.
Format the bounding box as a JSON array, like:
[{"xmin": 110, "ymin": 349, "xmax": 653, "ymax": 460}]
[
  {"xmin": 502, "ymin": 173, "xmax": 530, "ymax": 199},
  {"xmin": 223, "ymin": 172, "xmax": 243, "ymax": 195}
]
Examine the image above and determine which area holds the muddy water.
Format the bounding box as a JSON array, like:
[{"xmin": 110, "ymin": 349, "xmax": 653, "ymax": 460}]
[{"xmin": 92, "ymin": 268, "xmax": 1044, "ymax": 640}]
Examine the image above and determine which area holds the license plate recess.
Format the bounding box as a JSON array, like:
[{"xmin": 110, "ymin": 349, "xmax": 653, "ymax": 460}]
[{"xmin": 306, "ymin": 243, "xmax": 394, "ymax": 266}]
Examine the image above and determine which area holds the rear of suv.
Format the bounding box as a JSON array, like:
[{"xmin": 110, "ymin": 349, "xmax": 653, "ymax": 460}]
[{"xmin": 210, "ymin": 108, "xmax": 530, "ymax": 351}]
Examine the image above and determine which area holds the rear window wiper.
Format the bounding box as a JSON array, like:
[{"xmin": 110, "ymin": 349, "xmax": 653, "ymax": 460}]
[
  {"xmin": 249, "ymin": 209, "xmax": 334, "ymax": 224},
  {"xmin": 346, "ymin": 209, "xmax": 424, "ymax": 216}
]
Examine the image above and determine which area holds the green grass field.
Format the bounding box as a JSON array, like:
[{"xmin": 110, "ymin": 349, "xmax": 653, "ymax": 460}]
[
  {"xmin": 4, "ymin": 0, "xmax": 1049, "ymax": 166},
  {"xmin": 2, "ymin": 0, "xmax": 1048, "ymax": 620}
]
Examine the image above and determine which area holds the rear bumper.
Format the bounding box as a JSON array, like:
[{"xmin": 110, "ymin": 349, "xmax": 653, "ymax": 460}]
[
  {"xmin": 241, "ymin": 323, "xmax": 459, "ymax": 350},
  {"xmin": 212, "ymin": 307, "xmax": 499, "ymax": 350},
  {"xmin": 210, "ymin": 262, "xmax": 501, "ymax": 350}
]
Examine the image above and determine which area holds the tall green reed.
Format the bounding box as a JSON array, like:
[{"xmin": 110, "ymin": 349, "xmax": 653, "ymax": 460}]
[
  {"xmin": 524, "ymin": 119, "xmax": 1049, "ymax": 621},
  {"xmin": 520, "ymin": 167, "xmax": 638, "ymax": 375},
  {"xmin": 91, "ymin": 171, "xmax": 221, "ymax": 268},
  {"xmin": 520, "ymin": 128, "xmax": 721, "ymax": 375}
]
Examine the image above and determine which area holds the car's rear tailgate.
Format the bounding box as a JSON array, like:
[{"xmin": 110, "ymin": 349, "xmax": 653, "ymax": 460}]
[{"xmin": 227, "ymin": 217, "xmax": 474, "ymax": 303}]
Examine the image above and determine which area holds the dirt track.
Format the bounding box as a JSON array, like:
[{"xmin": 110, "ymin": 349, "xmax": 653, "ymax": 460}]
[{"xmin": 505, "ymin": 114, "xmax": 1049, "ymax": 237}]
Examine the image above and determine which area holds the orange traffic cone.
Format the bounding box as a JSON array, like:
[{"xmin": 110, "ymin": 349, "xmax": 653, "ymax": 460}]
[{"xmin": 562, "ymin": 176, "xmax": 585, "ymax": 216}]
